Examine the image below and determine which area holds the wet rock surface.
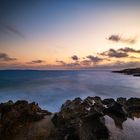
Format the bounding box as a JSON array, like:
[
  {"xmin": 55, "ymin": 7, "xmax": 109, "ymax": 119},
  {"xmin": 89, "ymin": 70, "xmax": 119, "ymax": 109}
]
[
  {"xmin": 52, "ymin": 96, "xmax": 140, "ymax": 140},
  {"xmin": 1, "ymin": 97, "xmax": 140, "ymax": 140},
  {"xmin": 112, "ymin": 68, "xmax": 140, "ymax": 76}
]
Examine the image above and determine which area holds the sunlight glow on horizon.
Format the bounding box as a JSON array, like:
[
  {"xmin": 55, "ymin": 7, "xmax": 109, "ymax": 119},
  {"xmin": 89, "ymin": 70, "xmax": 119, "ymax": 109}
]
[{"xmin": 0, "ymin": 0, "xmax": 140, "ymax": 69}]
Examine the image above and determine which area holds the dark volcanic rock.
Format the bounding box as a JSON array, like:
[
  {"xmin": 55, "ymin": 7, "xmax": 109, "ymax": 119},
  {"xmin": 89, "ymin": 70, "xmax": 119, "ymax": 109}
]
[
  {"xmin": 52, "ymin": 97, "xmax": 109, "ymax": 140},
  {"xmin": 126, "ymin": 98, "xmax": 140, "ymax": 107},
  {"xmin": 83, "ymin": 96, "xmax": 95, "ymax": 107},
  {"xmin": 125, "ymin": 98, "xmax": 140, "ymax": 118},
  {"xmin": 0, "ymin": 100, "xmax": 51, "ymax": 140},
  {"xmin": 60, "ymin": 97, "xmax": 89, "ymax": 120},
  {"xmin": 104, "ymin": 102, "xmax": 127, "ymax": 129},
  {"xmin": 104, "ymin": 102, "xmax": 127, "ymax": 117},
  {"xmin": 117, "ymin": 97, "xmax": 127, "ymax": 105},
  {"xmin": 1, "ymin": 97, "xmax": 140, "ymax": 140},
  {"xmin": 52, "ymin": 97, "xmax": 140, "ymax": 139},
  {"xmin": 102, "ymin": 98, "xmax": 115, "ymax": 107},
  {"xmin": 79, "ymin": 114, "xmax": 109, "ymax": 140},
  {"xmin": 90, "ymin": 103, "xmax": 105, "ymax": 116},
  {"xmin": 93, "ymin": 96, "xmax": 102, "ymax": 105}
]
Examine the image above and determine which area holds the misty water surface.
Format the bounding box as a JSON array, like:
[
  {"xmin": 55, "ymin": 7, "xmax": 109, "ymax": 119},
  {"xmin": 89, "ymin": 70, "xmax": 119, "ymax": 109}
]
[{"xmin": 0, "ymin": 70, "xmax": 140, "ymax": 112}]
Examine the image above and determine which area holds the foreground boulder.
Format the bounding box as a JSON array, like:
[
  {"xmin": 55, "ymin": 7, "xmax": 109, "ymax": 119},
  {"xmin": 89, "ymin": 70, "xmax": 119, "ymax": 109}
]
[
  {"xmin": 79, "ymin": 114, "xmax": 109, "ymax": 140},
  {"xmin": 52, "ymin": 96, "xmax": 140, "ymax": 139},
  {"xmin": 52, "ymin": 97, "xmax": 109, "ymax": 140},
  {"xmin": 0, "ymin": 100, "xmax": 51, "ymax": 140}
]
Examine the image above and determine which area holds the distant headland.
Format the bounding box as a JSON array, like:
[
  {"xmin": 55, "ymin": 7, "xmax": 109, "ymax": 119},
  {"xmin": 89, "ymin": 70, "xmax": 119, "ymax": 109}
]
[{"xmin": 113, "ymin": 68, "xmax": 140, "ymax": 77}]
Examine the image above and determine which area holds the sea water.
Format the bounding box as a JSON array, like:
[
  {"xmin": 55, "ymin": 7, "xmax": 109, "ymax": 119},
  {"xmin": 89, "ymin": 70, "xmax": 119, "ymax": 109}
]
[{"xmin": 0, "ymin": 70, "xmax": 140, "ymax": 112}]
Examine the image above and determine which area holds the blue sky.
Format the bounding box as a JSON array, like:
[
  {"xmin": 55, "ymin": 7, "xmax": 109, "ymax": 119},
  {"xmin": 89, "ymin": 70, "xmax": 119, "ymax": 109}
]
[{"xmin": 0, "ymin": 0, "xmax": 140, "ymax": 69}]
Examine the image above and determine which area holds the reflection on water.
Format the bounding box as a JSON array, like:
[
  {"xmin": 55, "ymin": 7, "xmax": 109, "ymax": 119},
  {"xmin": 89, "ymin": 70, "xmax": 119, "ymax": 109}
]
[
  {"xmin": 105, "ymin": 116, "xmax": 140, "ymax": 140},
  {"xmin": 130, "ymin": 112, "xmax": 140, "ymax": 119},
  {"xmin": 107, "ymin": 114, "xmax": 126, "ymax": 129},
  {"xmin": 0, "ymin": 70, "xmax": 140, "ymax": 112}
]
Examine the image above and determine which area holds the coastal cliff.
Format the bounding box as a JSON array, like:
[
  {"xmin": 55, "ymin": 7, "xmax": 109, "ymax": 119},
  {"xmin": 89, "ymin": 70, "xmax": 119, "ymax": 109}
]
[{"xmin": 1, "ymin": 97, "xmax": 140, "ymax": 140}]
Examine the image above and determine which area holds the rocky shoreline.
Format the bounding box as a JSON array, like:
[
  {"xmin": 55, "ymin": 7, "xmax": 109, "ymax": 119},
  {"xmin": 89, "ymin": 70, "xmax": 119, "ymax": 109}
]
[
  {"xmin": 112, "ymin": 68, "xmax": 140, "ymax": 76},
  {"xmin": 1, "ymin": 97, "xmax": 140, "ymax": 140}
]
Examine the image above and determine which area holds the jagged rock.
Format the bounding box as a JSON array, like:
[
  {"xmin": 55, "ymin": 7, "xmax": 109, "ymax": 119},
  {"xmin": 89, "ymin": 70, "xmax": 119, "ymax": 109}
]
[
  {"xmin": 60, "ymin": 97, "xmax": 89, "ymax": 120},
  {"xmin": 104, "ymin": 102, "xmax": 127, "ymax": 129},
  {"xmin": 61, "ymin": 100, "xmax": 71, "ymax": 110},
  {"xmin": 0, "ymin": 100, "xmax": 51, "ymax": 140},
  {"xmin": 52, "ymin": 97, "xmax": 109, "ymax": 140},
  {"xmin": 83, "ymin": 96, "xmax": 95, "ymax": 107},
  {"xmin": 102, "ymin": 98, "xmax": 115, "ymax": 107},
  {"xmin": 117, "ymin": 97, "xmax": 127, "ymax": 105},
  {"xmin": 104, "ymin": 102, "xmax": 127, "ymax": 117},
  {"xmin": 90, "ymin": 103, "xmax": 105, "ymax": 115},
  {"xmin": 79, "ymin": 114, "xmax": 109, "ymax": 140},
  {"xmin": 2, "ymin": 97, "xmax": 140, "ymax": 140},
  {"xmin": 126, "ymin": 98, "xmax": 140, "ymax": 107},
  {"xmin": 124, "ymin": 98, "xmax": 140, "ymax": 119},
  {"xmin": 61, "ymin": 97, "xmax": 82, "ymax": 111},
  {"xmin": 93, "ymin": 96, "xmax": 102, "ymax": 105}
]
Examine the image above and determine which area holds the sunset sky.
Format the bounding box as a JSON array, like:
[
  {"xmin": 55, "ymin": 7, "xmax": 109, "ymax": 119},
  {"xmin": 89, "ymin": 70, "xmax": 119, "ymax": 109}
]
[{"xmin": 0, "ymin": 0, "xmax": 140, "ymax": 69}]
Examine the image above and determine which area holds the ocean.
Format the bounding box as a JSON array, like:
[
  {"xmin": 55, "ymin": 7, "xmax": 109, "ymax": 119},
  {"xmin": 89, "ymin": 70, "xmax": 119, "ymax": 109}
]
[{"xmin": 0, "ymin": 70, "xmax": 140, "ymax": 112}]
